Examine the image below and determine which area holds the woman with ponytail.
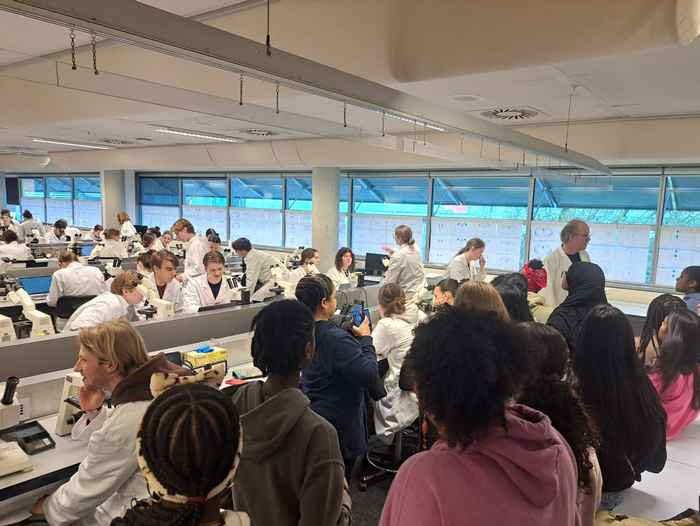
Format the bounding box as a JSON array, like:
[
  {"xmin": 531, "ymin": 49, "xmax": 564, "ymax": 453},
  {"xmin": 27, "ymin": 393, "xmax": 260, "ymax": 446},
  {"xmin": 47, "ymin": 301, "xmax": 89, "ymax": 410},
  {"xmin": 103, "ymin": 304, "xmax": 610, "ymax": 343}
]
[
  {"xmin": 373, "ymin": 283, "xmax": 427, "ymax": 439},
  {"xmin": 383, "ymin": 225, "xmax": 426, "ymax": 304},
  {"xmin": 111, "ymin": 383, "xmax": 248, "ymax": 526}
]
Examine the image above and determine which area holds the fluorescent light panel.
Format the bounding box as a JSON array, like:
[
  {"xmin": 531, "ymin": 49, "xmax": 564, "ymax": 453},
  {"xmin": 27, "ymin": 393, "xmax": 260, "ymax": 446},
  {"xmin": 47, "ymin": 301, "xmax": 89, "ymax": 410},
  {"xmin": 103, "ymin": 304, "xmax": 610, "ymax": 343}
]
[
  {"xmin": 381, "ymin": 112, "xmax": 446, "ymax": 132},
  {"xmin": 31, "ymin": 138, "xmax": 112, "ymax": 150},
  {"xmin": 154, "ymin": 128, "xmax": 244, "ymax": 143}
]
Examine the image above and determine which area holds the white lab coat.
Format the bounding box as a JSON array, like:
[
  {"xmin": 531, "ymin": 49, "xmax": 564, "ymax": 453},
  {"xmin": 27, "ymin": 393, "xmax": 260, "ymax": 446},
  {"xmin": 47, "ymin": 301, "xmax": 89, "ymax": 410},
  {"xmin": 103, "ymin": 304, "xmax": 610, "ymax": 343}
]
[
  {"xmin": 444, "ymin": 254, "xmax": 486, "ymax": 282},
  {"xmin": 0, "ymin": 241, "xmax": 32, "ymax": 260},
  {"xmin": 540, "ymin": 246, "xmax": 591, "ymax": 307},
  {"xmin": 183, "ymin": 234, "xmax": 210, "ymax": 279},
  {"xmin": 89, "ymin": 239, "xmax": 128, "ymax": 260},
  {"xmin": 288, "ymin": 264, "xmax": 319, "ymax": 287},
  {"xmin": 83, "ymin": 230, "xmax": 103, "ymax": 242},
  {"xmin": 119, "ymin": 220, "xmax": 137, "ymax": 239},
  {"xmin": 63, "ymin": 293, "xmax": 132, "ymax": 332},
  {"xmin": 182, "ymin": 274, "xmax": 240, "ymax": 313},
  {"xmin": 46, "ymin": 230, "xmax": 69, "ymax": 244},
  {"xmin": 47, "ymin": 262, "xmax": 107, "ymax": 307},
  {"xmin": 142, "ymin": 274, "xmax": 183, "ymax": 312},
  {"xmin": 383, "ymin": 244, "xmax": 426, "ymax": 303},
  {"xmin": 152, "ymin": 238, "xmax": 166, "ymax": 252},
  {"xmin": 43, "ymin": 400, "xmax": 150, "ymax": 526},
  {"xmin": 17, "ymin": 219, "xmax": 45, "ymax": 241},
  {"xmin": 373, "ymin": 304, "xmax": 427, "ymax": 438},
  {"xmin": 326, "ymin": 266, "xmax": 355, "ymax": 289},
  {"xmin": 241, "ymin": 248, "xmax": 274, "ymax": 291}
]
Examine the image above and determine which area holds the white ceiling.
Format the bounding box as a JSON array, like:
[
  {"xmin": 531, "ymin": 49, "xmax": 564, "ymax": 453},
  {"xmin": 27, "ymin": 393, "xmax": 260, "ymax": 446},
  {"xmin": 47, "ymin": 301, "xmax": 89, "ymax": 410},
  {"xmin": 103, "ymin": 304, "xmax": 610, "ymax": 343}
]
[
  {"xmin": 2, "ymin": 0, "xmax": 700, "ymax": 160},
  {"xmin": 0, "ymin": 1, "xmax": 250, "ymax": 66}
]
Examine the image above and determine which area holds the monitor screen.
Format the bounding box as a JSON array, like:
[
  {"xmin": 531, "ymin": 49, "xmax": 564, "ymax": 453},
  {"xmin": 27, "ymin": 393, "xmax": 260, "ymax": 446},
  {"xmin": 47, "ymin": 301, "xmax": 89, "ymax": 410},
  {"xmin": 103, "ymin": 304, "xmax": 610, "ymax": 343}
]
[
  {"xmin": 19, "ymin": 275, "xmax": 52, "ymax": 296},
  {"xmin": 198, "ymin": 301, "xmax": 239, "ymax": 313},
  {"xmin": 80, "ymin": 243, "xmax": 95, "ymax": 255},
  {"xmin": 364, "ymin": 253, "xmax": 387, "ymax": 276},
  {"xmin": 134, "ymin": 225, "xmax": 148, "ymax": 236}
]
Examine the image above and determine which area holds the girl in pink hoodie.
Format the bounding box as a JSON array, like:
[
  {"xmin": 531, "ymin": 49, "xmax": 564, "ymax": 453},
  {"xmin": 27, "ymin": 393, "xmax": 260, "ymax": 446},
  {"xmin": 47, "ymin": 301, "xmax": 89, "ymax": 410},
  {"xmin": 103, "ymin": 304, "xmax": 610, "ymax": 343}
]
[
  {"xmin": 649, "ymin": 309, "xmax": 700, "ymax": 440},
  {"xmin": 380, "ymin": 307, "xmax": 579, "ymax": 526}
]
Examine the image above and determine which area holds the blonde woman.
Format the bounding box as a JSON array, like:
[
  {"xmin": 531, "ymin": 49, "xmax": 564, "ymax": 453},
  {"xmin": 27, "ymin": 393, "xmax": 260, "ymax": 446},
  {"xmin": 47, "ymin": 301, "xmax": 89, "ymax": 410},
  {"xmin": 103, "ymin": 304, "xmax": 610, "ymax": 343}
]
[
  {"xmin": 32, "ymin": 320, "xmax": 182, "ymax": 525},
  {"xmin": 383, "ymin": 225, "xmax": 426, "ymax": 303},
  {"xmin": 445, "ymin": 238, "xmax": 486, "ymax": 282},
  {"xmin": 117, "ymin": 212, "xmax": 137, "ymax": 240},
  {"xmin": 63, "ymin": 271, "xmax": 146, "ymax": 331},
  {"xmin": 454, "ymin": 281, "xmax": 510, "ymax": 321}
]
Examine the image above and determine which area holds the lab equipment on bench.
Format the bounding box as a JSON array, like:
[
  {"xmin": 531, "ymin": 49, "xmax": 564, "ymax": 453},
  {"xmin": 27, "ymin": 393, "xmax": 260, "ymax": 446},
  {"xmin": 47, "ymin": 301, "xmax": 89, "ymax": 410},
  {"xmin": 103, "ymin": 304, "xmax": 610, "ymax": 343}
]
[
  {"xmin": 55, "ymin": 372, "xmax": 84, "ymax": 437},
  {"xmin": 0, "ymin": 376, "xmax": 32, "ymax": 477},
  {"xmin": 7, "ymin": 288, "xmax": 56, "ymax": 338},
  {"xmin": 0, "ymin": 314, "xmax": 17, "ymax": 342}
]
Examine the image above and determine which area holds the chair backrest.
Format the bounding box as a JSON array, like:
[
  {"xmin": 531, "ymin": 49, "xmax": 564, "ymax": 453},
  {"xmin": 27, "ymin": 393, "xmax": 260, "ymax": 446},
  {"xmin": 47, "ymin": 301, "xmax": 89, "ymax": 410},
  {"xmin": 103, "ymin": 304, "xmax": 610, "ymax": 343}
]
[{"xmin": 55, "ymin": 296, "xmax": 96, "ymax": 319}]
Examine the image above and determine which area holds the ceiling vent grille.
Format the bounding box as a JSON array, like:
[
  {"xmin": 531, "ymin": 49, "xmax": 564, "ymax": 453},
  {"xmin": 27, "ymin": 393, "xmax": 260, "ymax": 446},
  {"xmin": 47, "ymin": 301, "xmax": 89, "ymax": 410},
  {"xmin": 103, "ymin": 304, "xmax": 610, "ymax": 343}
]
[
  {"xmin": 481, "ymin": 107, "xmax": 539, "ymax": 121},
  {"xmin": 100, "ymin": 138, "xmax": 135, "ymax": 145}
]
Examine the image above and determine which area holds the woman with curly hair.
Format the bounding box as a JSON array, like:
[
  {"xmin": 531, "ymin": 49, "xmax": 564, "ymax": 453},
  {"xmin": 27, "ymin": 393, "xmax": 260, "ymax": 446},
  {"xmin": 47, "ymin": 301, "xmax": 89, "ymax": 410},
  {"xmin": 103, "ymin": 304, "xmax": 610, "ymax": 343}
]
[
  {"xmin": 379, "ymin": 308, "xmax": 578, "ymax": 526},
  {"xmin": 518, "ymin": 322, "xmax": 601, "ymax": 526}
]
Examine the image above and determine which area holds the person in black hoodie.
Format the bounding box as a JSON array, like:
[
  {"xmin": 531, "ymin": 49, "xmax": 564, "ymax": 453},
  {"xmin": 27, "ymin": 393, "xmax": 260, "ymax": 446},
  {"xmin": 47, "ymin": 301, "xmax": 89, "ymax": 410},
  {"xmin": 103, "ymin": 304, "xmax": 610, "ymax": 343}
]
[
  {"xmin": 230, "ymin": 299, "xmax": 348, "ymax": 526},
  {"xmin": 548, "ymin": 261, "xmax": 608, "ymax": 353},
  {"xmin": 296, "ymin": 274, "xmax": 378, "ymax": 479},
  {"xmin": 574, "ymin": 304, "xmax": 667, "ymax": 510}
]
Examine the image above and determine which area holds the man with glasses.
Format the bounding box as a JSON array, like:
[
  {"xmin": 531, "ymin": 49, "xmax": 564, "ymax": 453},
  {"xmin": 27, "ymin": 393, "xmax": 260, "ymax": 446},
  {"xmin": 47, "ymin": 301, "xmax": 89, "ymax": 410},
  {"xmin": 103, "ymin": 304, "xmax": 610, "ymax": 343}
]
[{"xmin": 540, "ymin": 219, "xmax": 592, "ymax": 306}]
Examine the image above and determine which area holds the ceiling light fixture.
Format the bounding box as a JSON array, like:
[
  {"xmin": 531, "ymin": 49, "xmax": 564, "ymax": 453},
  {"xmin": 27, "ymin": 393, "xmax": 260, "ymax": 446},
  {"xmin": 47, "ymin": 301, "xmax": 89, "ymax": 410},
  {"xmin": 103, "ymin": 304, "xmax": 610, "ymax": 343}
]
[
  {"xmin": 379, "ymin": 112, "xmax": 446, "ymax": 132},
  {"xmin": 31, "ymin": 138, "xmax": 112, "ymax": 150},
  {"xmin": 154, "ymin": 128, "xmax": 244, "ymax": 143}
]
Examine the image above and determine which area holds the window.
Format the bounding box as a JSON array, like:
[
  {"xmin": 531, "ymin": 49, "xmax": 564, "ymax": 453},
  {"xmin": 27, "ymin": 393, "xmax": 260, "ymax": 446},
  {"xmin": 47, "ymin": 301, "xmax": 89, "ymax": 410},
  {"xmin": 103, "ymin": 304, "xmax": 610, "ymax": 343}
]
[
  {"xmin": 532, "ymin": 174, "xmax": 660, "ymax": 284},
  {"xmin": 351, "ymin": 175, "xmax": 428, "ymax": 257},
  {"xmin": 74, "ymin": 177, "xmax": 102, "ymax": 228},
  {"xmin": 230, "ymin": 175, "xmax": 283, "ymax": 246},
  {"xmin": 20, "ymin": 177, "xmax": 45, "ymax": 223},
  {"xmin": 182, "ymin": 178, "xmax": 227, "ymax": 236},
  {"xmin": 138, "ymin": 177, "xmax": 180, "ymax": 230},
  {"xmin": 18, "ymin": 174, "xmax": 102, "ymax": 227},
  {"xmin": 657, "ymin": 174, "xmax": 700, "ymax": 286},
  {"xmin": 431, "ymin": 175, "xmax": 530, "ymax": 269},
  {"xmin": 285, "ymin": 177, "xmax": 311, "ymax": 248},
  {"xmin": 46, "ymin": 176, "xmax": 73, "ymax": 224}
]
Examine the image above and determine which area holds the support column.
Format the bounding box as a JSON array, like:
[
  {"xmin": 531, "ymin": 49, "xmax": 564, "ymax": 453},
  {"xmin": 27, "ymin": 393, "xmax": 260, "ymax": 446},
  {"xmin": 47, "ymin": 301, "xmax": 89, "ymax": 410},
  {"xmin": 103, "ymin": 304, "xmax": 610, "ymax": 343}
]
[
  {"xmin": 101, "ymin": 170, "xmax": 126, "ymax": 228},
  {"xmin": 312, "ymin": 167, "xmax": 340, "ymax": 273}
]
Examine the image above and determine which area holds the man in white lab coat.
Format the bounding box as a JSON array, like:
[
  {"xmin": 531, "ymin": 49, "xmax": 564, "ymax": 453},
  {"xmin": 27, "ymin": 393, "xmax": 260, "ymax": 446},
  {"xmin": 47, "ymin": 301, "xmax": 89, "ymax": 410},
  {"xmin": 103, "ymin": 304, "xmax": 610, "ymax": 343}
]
[
  {"xmin": 89, "ymin": 229, "xmax": 128, "ymax": 260},
  {"xmin": 232, "ymin": 237, "xmax": 276, "ymax": 298},
  {"xmin": 142, "ymin": 250, "xmax": 183, "ymax": 311},
  {"xmin": 171, "ymin": 218, "xmax": 210, "ymax": 281},
  {"xmin": 63, "ymin": 271, "xmax": 146, "ymax": 332},
  {"xmin": 0, "ymin": 208, "xmax": 19, "ymax": 234},
  {"xmin": 0, "ymin": 229, "xmax": 32, "ymax": 261},
  {"xmin": 182, "ymin": 251, "xmax": 239, "ymax": 313},
  {"xmin": 47, "ymin": 251, "xmax": 107, "ymax": 307},
  {"xmin": 46, "ymin": 219, "xmax": 69, "ymax": 244},
  {"xmin": 17, "ymin": 209, "xmax": 45, "ymax": 242},
  {"xmin": 31, "ymin": 320, "xmax": 188, "ymax": 526},
  {"xmin": 540, "ymin": 219, "xmax": 592, "ymax": 307}
]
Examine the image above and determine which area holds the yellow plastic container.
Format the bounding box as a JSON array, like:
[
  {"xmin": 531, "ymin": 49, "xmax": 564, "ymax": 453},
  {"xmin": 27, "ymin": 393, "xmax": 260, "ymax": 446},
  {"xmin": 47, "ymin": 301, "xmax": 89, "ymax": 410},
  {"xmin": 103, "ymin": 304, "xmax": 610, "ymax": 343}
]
[{"xmin": 183, "ymin": 346, "xmax": 228, "ymax": 368}]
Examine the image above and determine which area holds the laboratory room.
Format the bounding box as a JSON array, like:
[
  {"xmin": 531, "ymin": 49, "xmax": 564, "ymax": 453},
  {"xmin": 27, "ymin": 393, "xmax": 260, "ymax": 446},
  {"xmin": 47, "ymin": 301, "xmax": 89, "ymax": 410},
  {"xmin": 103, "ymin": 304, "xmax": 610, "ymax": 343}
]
[{"xmin": 2, "ymin": 1, "xmax": 700, "ymax": 525}]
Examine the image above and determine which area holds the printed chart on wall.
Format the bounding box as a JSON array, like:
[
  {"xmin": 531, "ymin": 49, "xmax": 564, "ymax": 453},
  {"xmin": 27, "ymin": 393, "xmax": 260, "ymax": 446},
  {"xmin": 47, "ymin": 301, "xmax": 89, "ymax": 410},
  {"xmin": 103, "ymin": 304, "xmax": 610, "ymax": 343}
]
[
  {"xmin": 183, "ymin": 206, "xmax": 227, "ymax": 238},
  {"xmin": 656, "ymin": 227, "xmax": 700, "ymax": 286},
  {"xmin": 429, "ymin": 218, "xmax": 525, "ymax": 271},
  {"xmin": 140, "ymin": 206, "xmax": 181, "ymax": 232},
  {"xmin": 285, "ymin": 212, "xmax": 311, "ymax": 249},
  {"xmin": 230, "ymin": 208, "xmax": 282, "ymax": 247},
  {"xmin": 531, "ymin": 222, "xmax": 652, "ymax": 284},
  {"xmin": 352, "ymin": 216, "xmax": 425, "ymax": 256}
]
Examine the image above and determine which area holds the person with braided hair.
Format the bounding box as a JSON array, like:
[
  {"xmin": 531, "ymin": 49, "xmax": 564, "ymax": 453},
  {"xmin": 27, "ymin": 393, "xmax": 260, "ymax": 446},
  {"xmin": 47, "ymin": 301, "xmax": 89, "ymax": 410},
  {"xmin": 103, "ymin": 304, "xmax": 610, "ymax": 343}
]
[
  {"xmin": 295, "ymin": 274, "xmax": 378, "ymax": 479},
  {"xmin": 111, "ymin": 383, "xmax": 248, "ymax": 526},
  {"xmin": 230, "ymin": 299, "xmax": 349, "ymax": 526},
  {"xmin": 373, "ymin": 283, "xmax": 426, "ymax": 439}
]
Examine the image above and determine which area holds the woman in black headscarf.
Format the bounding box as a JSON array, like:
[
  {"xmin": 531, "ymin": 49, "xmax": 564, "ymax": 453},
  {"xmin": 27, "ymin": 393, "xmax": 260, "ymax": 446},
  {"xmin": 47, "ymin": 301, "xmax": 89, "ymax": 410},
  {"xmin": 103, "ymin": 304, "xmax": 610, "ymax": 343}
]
[{"xmin": 547, "ymin": 261, "xmax": 607, "ymax": 353}]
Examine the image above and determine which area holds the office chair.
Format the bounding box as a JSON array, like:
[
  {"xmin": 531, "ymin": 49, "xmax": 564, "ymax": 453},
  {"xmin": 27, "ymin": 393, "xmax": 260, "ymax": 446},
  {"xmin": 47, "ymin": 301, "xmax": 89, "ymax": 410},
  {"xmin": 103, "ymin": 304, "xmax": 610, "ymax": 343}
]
[
  {"xmin": 53, "ymin": 296, "xmax": 96, "ymax": 331},
  {"xmin": 358, "ymin": 359, "xmax": 420, "ymax": 492}
]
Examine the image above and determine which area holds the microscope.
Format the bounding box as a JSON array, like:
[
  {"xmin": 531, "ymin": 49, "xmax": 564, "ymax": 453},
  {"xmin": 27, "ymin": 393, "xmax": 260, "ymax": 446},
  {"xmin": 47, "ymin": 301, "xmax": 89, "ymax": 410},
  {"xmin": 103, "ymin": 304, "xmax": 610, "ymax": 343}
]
[
  {"xmin": 0, "ymin": 273, "xmax": 19, "ymax": 298},
  {"xmin": 55, "ymin": 372, "xmax": 84, "ymax": 437},
  {"xmin": 7, "ymin": 289, "xmax": 55, "ymax": 339},
  {"xmin": 0, "ymin": 377, "xmax": 32, "ymax": 476},
  {"xmin": 138, "ymin": 297, "xmax": 175, "ymax": 321}
]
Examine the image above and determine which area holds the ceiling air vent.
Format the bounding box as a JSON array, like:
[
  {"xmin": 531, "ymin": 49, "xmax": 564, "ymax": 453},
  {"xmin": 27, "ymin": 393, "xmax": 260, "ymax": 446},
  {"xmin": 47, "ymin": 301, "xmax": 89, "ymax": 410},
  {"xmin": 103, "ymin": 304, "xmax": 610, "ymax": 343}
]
[{"xmin": 481, "ymin": 107, "xmax": 539, "ymax": 121}]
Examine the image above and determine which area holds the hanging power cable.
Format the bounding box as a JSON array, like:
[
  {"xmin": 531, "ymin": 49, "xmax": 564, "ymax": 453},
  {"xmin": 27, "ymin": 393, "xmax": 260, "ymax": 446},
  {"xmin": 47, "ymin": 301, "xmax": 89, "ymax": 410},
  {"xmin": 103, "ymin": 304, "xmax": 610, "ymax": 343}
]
[
  {"xmin": 265, "ymin": 0, "xmax": 271, "ymax": 56},
  {"xmin": 69, "ymin": 29, "xmax": 77, "ymax": 70},
  {"xmin": 564, "ymin": 85, "xmax": 577, "ymax": 152},
  {"xmin": 91, "ymin": 32, "xmax": 99, "ymax": 75}
]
